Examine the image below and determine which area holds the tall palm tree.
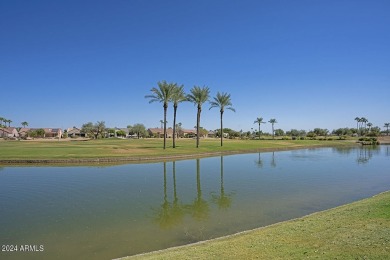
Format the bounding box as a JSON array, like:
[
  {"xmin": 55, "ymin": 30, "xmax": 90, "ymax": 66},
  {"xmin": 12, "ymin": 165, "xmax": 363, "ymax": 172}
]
[
  {"xmin": 384, "ymin": 123, "xmax": 390, "ymax": 136},
  {"xmin": 0, "ymin": 117, "xmax": 4, "ymax": 127},
  {"xmin": 361, "ymin": 117, "xmax": 368, "ymax": 134},
  {"xmin": 171, "ymin": 84, "xmax": 187, "ymax": 148},
  {"xmin": 209, "ymin": 92, "xmax": 235, "ymax": 146},
  {"xmin": 21, "ymin": 121, "xmax": 28, "ymax": 128},
  {"xmin": 145, "ymin": 81, "xmax": 175, "ymax": 149},
  {"xmin": 354, "ymin": 117, "xmax": 361, "ymax": 135},
  {"xmin": 367, "ymin": 122, "xmax": 372, "ymax": 132},
  {"xmin": 187, "ymin": 86, "xmax": 210, "ymax": 148},
  {"xmin": 253, "ymin": 117, "xmax": 266, "ymax": 139},
  {"xmin": 6, "ymin": 119, "xmax": 12, "ymax": 127},
  {"xmin": 268, "ymin": 118, "xmax": 277, "ymax": 139}
]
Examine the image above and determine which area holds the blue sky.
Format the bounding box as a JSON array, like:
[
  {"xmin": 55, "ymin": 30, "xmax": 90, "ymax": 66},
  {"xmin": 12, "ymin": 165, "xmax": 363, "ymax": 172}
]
[{"xmin": 1, "ymin": 0, "xmax": 389, "ymax": 133}]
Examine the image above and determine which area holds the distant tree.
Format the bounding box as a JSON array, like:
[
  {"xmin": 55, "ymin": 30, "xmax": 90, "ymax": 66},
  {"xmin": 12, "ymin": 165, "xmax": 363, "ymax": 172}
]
[
  {"xmin": 313, "ymin": 128, "xmax": 329, "ymax": 137},
  {"xmin": 268, "ymin": 119, "xmax": 277, "ymax": 139},
  {"xmin": 28, "ymin": 129, "xmax": 37, "ymax": 139},
  {"xmin": 35, "ymin": 128, "xmax": 45, "ymax": 138},
  {"xmin": 116, "ymin": 130, "xmax": 126, "ymax": 137},
  {"xmin": 354, "ymin": 117, "xmax": 361, "ymax": 135},
  {"xmin": 361, "ymin": 117, "xmax": 368, "ymax": 132},
  {"xmin": 132, "ymin": 123, "xmax": 146, "ymax": 139},
  {"xmin": 367, "ymin": 122, "xmax": 373, "ymax": 132},
  {"xmin": 187, "ymin": 86, "xmax": 210, "ymax": 148},
  {"xmin": 0, "ymin": 117, "xmax": 4, "ymax": 127},
  {"xmin": 209, "ymin": 92, "xmax": 235, "ymax": 146},
  {"xmin": 5, "ymin": 119, "xmax": 12, "ymax": 127},
  {"xmin": 286, "ymin": 129, "xmax": 300, "ymax": 137},
  {"xmin": 171, "ymin": 84, "xmax": 187, "ymax": 148},
  {"xmin": 21, "ymin": 121, "xmax": 28, "ymax": 128},
  {"xmin": 95, "ymin": 121, "xmax": 106, "ymax": 139},
  {"xmin": 145, "ymin": 81, "xmax": 175, "ymax": 149},
  {"xmin": 307, "ymin": 131, "xmax": 316, "ymax": 139},
  {"xmin": 274, "ymin": 129, "xmax": 285, "ymax": 136},
  {"xmin": 81, "ymin": 122, "xmax": 95, "ymax": 138},
  {"xmin": 385, "ymin": 123, "xmax": 390, "ymax": 136},
  {"xmin": 253, "ymin": 117, "xmax": 266, "ymax": 139}
]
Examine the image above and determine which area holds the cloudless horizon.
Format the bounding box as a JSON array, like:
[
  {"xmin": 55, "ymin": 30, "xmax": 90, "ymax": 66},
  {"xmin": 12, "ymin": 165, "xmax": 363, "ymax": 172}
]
[{"xmin": 1, "ymin": 0, "xmax": 389, "ymax": 134}]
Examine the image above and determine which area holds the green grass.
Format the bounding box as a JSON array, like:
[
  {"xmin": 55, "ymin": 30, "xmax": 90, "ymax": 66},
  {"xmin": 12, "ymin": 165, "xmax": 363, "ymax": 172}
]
[
  {"xmin": 121, "ymin": 191, "xmax": 390, "ymax": 259},
  {"xmin": 0, "ymin": 138, "xmax": 357, "ymax": 162}
]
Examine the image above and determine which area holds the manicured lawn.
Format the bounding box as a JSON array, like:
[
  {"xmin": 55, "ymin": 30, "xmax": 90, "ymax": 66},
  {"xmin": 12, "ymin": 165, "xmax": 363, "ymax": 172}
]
[
  {"xmin": 0, "ymin": 138, "xmax": 357, "ymax": 162},
  {"xmin": 122, "ymin": 191, "xmax": 390, "ymax": 259}
]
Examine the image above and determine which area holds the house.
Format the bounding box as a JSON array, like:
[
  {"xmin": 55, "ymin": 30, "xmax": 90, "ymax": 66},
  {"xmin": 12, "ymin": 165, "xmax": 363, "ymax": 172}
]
[
  {"xmin": 207, "ymin": 130, "xmax": 216, "ymax": 138},
  {"xmin": 18, "ymin": 128, "xmax": 62, "ymax": 138},
  {"xmin": 0, "ymin": 127, "xmax": 19, "ymax": 138},
  {"xmin": 66, "ymin": 127, "xmax": 85, "ymax": 138},
  {"xmin": 18, "ymin": 128, "xmax": 30, "ymax": 137},
  {"xmin": 182, "ymin": 129, "xmax": 197, "ymax": 138},
  {"xmin": 148, "ymin": 128, "xmax": 174, "ymax": 138},
  {"xmin": 43, "ymin": 128, "xmax": 62, "ymax": 138}
]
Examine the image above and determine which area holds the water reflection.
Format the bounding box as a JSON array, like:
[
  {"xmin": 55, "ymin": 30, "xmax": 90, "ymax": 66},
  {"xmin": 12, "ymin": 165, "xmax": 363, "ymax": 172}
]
[
  {"xmin": 255, "ymin": 153, "xmax": 263, "ymax": 168},
  {"xmin": 211, "ymin": 156, "xmax": 234, "ymax": 210},
  {"xmin": 271, "ymin": 151, "xmax": 277, "ymax": 167},
  {"xmin": 154, "ymin": 162, "xmax": 185, "ymax": 229},
  {"xmin": 153, "ymin": 157, "xmax": 236, "ymax": 230},
  {"xmin": 332, "ymin": 146, "xmax": 382, "ymax": 164}
]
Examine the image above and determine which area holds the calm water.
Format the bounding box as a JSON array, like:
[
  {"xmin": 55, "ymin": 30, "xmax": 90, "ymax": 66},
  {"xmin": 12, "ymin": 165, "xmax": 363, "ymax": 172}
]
[{"xmin": 0, "ymin": 146, "xmax": 389, "ymax": 259}]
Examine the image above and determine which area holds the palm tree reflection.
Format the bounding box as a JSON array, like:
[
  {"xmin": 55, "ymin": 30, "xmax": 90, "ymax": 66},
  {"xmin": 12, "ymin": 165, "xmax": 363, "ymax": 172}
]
[
  {"xmin": 356, "ymin": 146, "xmax": 380, "ymax": 164},
  {"xmin": 254, "ymin": 152, "xmax": 263, "ymax": 168},
  {"xmin": 212, "ymin": 156, "xmax": 234, "ymax": 209},
  {"xmin": 271, "ymin": 152, "xmax": 276, "ymax": 167},
  {"xmin": 190, "ymin": 159, "xmax": 209, "ymax": 221},
  {"xmin": 154, "ymin": 162, "xmax": 184, "ymax": 229}
]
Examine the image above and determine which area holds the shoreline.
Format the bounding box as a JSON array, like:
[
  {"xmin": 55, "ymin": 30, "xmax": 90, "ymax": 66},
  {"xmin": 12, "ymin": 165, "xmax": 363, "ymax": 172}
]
[{"xmin": 0, "ymin": 143, "xmax": 358, "ymax": 166}]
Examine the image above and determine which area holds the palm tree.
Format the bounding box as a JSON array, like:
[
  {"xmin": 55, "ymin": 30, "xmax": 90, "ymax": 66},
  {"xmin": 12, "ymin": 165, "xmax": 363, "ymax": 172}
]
[
  {"xmin": 354, "ymin": 117, "xmax": 361, "ymax": 135},
  {"xmin": 361, "ymin": 117, "xmax": 368, "ymax": 134},
  {"xmin": 21, "ymin": 121, "xmax": 28, "ymax": 128},
  {"xmin": 171, "ymin": 84, "xmax": 187, "ymax": 148},
  {"xmin": 268, "ymin": 118, "xmax": 277, "ymax": 139},
  {"xmin": 187, "ymin": 86, "xmax": 210, "ymax": 148},
  {"xmin": 0, "ymin": 117, "xmax": 4, "ymax": 127},
  {"xmin": 253, "ymin": 117, "xmax": 266, "ymax": 139},
  {"xmin": 367, "ymin": 122, "xmax": 372, "ymax": 132},
  {"xmin": 6, "ymin": 119, "xmax": 12, "ymax": 127},
  {"xmin": 209, "ymin": 92, "xmax": 235, "ymax": 146},
  {"xmin": 384, "ymin": 123, "xmax": 390, "ymax": 136},
  {"xmin": 145, "ymin": 81, "xmax": 175, "ymax": 149}
]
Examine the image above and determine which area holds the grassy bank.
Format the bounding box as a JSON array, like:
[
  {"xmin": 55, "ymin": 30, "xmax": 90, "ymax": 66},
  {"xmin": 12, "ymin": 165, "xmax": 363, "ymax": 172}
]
[
  {"xmin": 0, "ymin": 138, "xmax": 357, "ymax": 163},
  {"xmin": 121, "ymin": 191, "xmax": 390, "ymax": 259}
]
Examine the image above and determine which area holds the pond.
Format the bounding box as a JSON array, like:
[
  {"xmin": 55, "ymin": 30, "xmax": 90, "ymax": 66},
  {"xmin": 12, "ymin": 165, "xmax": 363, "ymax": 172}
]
[{"xmin": 0, "ymin": 146, "xmax": 389, "ymax": 259}]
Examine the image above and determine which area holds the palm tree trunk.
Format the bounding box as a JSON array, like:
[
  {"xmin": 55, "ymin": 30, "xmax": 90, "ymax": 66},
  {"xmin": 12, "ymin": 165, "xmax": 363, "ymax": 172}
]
[
  {"xmin": 258, "ymin": 123, "xmax": 260, "ymax": 139},
  {"xmin": 220, "ymin": 110, "xmax": 223, "ymax": 146},
  {"xmin": 196, "ymin": 106, "xmax": 201, "ymax": 148},
  {"xmin": 163, "ymin": 104, "xmax": 167, "ymax": 149},
  {"xmin": 272, "ymin": 124, "xmax": 275, "ymax": 139},
  {"xmin": 173, "ymin": 105, "xmax": 177, "ymax": 148}
]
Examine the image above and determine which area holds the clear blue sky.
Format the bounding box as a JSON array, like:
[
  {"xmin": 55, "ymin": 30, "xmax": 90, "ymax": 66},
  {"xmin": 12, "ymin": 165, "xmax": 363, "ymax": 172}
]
[{"xmin": 1, "ymin": 0, "xmax": 389, "ymax": 133}]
